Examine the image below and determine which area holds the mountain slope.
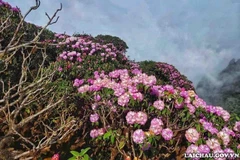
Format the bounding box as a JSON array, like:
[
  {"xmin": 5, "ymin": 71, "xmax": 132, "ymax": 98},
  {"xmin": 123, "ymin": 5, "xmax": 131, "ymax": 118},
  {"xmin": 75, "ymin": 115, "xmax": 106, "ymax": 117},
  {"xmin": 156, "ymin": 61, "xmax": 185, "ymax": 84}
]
[{"xmin": 196, "ymin": 58, "xmax": 240, "ymax": 115}]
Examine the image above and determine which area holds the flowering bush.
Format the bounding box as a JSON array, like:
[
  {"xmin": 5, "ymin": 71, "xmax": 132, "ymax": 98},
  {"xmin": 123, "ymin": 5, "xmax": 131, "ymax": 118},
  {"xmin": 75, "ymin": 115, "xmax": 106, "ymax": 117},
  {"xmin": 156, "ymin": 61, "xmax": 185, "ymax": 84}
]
[
  {"xmin": 69, "ymin": 67, "xmax": 240, "ymax": 159},
  {"xmin": 139, "ymin": 60, "xmax": 195, "ymax": 90},
  {"xmin": 51, "ymin": 32, "xmax": 240, "ymax": 159}
]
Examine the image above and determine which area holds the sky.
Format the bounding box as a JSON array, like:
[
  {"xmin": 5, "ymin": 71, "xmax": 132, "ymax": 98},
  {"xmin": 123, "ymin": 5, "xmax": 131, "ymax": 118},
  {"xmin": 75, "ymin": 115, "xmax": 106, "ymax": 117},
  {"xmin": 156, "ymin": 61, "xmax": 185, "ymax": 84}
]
[{"xmin": 5, "ymin": 0, "xmax": 240, "ymax": 86}]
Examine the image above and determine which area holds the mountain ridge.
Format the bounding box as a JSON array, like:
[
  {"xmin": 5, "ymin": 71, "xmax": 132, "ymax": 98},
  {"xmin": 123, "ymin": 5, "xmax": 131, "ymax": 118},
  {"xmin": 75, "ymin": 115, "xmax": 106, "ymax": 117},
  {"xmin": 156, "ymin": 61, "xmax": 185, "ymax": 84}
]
[{"xmin": 196, "ymin": 58, "xmax": 240, "ymax": 115}]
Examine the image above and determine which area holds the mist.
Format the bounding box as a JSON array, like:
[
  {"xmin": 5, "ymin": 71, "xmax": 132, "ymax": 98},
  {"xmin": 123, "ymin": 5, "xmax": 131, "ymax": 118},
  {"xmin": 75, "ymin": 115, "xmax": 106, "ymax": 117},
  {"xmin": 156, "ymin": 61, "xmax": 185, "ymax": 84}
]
[{"xmin": 6, "ymin": 0, "xmax": 240, "ymax": 86}]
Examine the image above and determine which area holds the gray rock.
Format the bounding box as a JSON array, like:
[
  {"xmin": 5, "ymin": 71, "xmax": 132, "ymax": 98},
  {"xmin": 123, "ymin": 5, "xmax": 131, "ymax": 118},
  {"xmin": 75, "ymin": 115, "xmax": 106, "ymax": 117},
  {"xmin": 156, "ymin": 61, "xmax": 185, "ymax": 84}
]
[{"xmin": 196, "ymin": 59, "xmax": 240, "ymax": 115}]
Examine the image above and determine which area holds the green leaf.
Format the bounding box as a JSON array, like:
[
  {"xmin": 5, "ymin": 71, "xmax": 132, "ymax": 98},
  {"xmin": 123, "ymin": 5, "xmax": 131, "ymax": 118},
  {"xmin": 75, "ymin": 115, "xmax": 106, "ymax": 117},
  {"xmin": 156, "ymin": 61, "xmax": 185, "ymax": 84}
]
[
  {"xmin": 111, "ymin": 135, "xmax": 115, "ymax": 144},
  {"xmin": 103, "ymin": 131, "xmax": 112, "ymax": 140},
  {"xmin": 150, "ymin": 106, "xmax": 155, "ymax": 112},
  {"xmin": 68, "ymin": 157, "xmax": 76, "ymax": 160},
  {"xmin": 83, "ymin": 154, "xmax": 90, "ymax": 160},
  {"xmin": 195, "ymin": 123, "xmax": 201, "ymax": 132},
  {"xmin": 186, "ymin": 112, "xmax": 191, "ymax": 119},
  {"xmin": 79, "ymin": 147, "xmax": 91, "ymax": 157},
  {"xmin": 70, "ymin": 151, "xmax": 81, "ymax": 157},
  {"xmin": 236, "ymin": 116, "xmax": 240, "ymax": 121},
  {"xmin": 177, "ymin": 97, "xmax": 183, "ymax": 104},
  {"xmin": 162, "ymin": 109, "xmax": 167, "ymax": 115},
  {"xmin": 197, "ymin": 138, "xmax": 203, "ymax": 145},
  {"xmin": 25, "ymin": 108, "xmax": 30, "ymax": 114},
  {"xmin": 134, "ymin": 123, "xmax": 138, "ymax": 128},
  {"xmin": 119, "ymin": 140, "xmax": 126, "ymax": 149},
  {"xmin": 144, "ymin": 85, "xmax": 149, "ymax": 93}
]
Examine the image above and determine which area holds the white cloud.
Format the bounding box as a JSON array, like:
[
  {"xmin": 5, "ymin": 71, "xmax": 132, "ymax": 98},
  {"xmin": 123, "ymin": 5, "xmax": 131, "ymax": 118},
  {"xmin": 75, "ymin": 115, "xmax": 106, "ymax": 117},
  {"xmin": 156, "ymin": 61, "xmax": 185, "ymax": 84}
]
[{"xmin": 5, "ymin": 0, "xmax": 240, "ymax": 85}]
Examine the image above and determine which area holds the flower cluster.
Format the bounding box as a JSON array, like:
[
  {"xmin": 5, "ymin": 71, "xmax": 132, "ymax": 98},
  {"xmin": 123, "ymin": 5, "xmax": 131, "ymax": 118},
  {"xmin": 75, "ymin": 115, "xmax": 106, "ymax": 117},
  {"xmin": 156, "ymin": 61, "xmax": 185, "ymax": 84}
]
[
  {"xmin": 73, "ymin": 78, "xmax": 84, "ymax": 87},
  {"xmin": 132, "ymin": 129, "xmax": 146, "ymax": 144},
  {"xmin": 205, "ymin": 105, "xmax": 230, "ymax": 122},
  {"xmin": 192, "ymin": 96, "xmax": 231, "ymax": 122},
  {"xmin": 75, "ymin": 69, "xmax": 158, "ymax": 107},
  {"xmin": 234, "ymin": 121, "xmax": 240, "ymax": 132},
  {"xmin": 185, "ymin": 128, "xmax": 200, "ymax": 143},
  {"xmin": 161, "ymin": 128, "xmax": 173, "ymax": 141},
  {"xmin": 153, "ymin": 100, "xmax": 165, "ymax": 110},
  {"xmin": 217, "ymin": 131, "xmax": 230, "ymax": 146},
  {"xmin": 55, "ymin": 35, "xmax": 128, "ymax": 64},
  {"xmin": 51, "ymin": 153, "xmax": 60, "ymax": 160},
  {"xmin": 199, "ymin": 118, "xmax": 219, "ymax": 134},
  {"xmin": 149, "ymin": 118, "xmax": 163, "ymax": 135},
  {"xmin": 125, "ymin": 111, "xmax": 148, "ymax": 125},
  {"xmin": 90, "ymin": 128, "xmax": 106, "ymax": 138},
  {"xmin": 90, "ymin": 113, "xmax": 99, "ymax": 123}
]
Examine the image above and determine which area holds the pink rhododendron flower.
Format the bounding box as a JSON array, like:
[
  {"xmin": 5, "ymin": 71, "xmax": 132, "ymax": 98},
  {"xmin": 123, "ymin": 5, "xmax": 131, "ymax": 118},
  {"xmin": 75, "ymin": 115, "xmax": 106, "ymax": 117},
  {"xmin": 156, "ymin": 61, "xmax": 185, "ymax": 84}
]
[
  {"xmin": 233, "ymin": 121, "xmax": 240, "ymax": 132},
  {"xmin": 136, "ymin": 111, "xmax": 148, "ymax": 125},
  {"xmin": 186, "ymin": 144, "xmax": 199, "ymax": 154},
  {"xmin": 221, "ymin": 110, "xmax": 230, "ymax": 122},
  {"xmin": 131, "ymin": 68, "xmax": 142, "ymax": 75},
  {"xmin": 94, "ymin": 94, "xmax": 101, "ymax": 101},
  {"xmin": 199, "ymin": 118, "xmax": 219, "ymax": 134},
  {"xmin": 161, "ymin": 128, "xmax": 173, "ymax": 140},
  {"xmin": 90, "ymin": 113, "xmax": 99, "ymax": 123},
  {"xmin": 149, "ymin": 118, "xmax": 163, "ymax": 135},
  {"xmin": 130, "ymin": 92, "xmax": 143, "ymax": 101},
  {"xmin": 94, "ymin": 71, "xmax": 100, "ymax": 79},
  {"xmin": 188, "ymin": 90, "xmax": 196, "ymax": 97},
  {"xmin": 184, "ymin": 97, "xmax": 191, "ymax": 104},
  {"xmin": 114, "ymin": 86, "xmax": 125, "ymax": 97},
  {"xmin": 175, "ymin": 99, "xmax": 184, "ymax": 109},
  {"xmin": 51, "ymin": 153, "xmax": 60, "ymax": 160},
  {"xmin": 187, "ymin": 104, "xmax": 196, "ymax": 114},
  {"xmin": 126, "ymin": 111, "xmax": 137, "ymax": 124},
  {"xmin": 87, "ymin": 78, "xmax": 94, "ymax": 84},
  {"xmin": 151, "ymin": 118, "xmax": 164, "ymax": 126},
  {"xmin": 77, "ymin": 57, "xmax": 82, "ymax": 62},
  {"xmin": 217, "ymin": 131, "xmax": 230, "ymax": 146},
  {"xmin": 90, "ymin": 129, "xmax": 99, "ymax": 138},
  {"xmin": 198, "ymin": 144, "xmax": 210, "ymax": 154},
  {"xmin": 118, "ymin": 93, "xmax": 130, "ymax": 107},
  {"xmin": 77, "ymin": 84, "xmax": 90, "ymax": 93},
  {"xmin": 58, "ymin": 67, "xmax": 63, "ymax": 72},
  {"xmin": 180, "ymin": 90, "xmax": 188, "ymax": 98},
  {"xmin": 128, "ymin": 85, "xmax": 138, "ymax": 93},
  {"xmin": 97, "ymin": 128, "xmax": 105, "ymax": 136},
  {"xmin": 132, "ymin": 129, "xmax": 146, "ymax": 144},
  {"xmin": 63, "ymin": 55, "xmax": 67, "ymax": 59},
  {"xmin": 222, "ymin": 127, "xmax": 235, "ymax": 137},
  {"xmin": 143, "ymin": 75, "xmax": 156, "ymax": 86},
  {"xmin": 73, "ymin": 79, "xmax": 84, "ymax": 87},
  {"xmin": 206, "ymin": 138, "xmax": 221, "ymax": 150},
  {"xmin": 153, "ymin": 100, "xmax": 164, "ymax": 110},
  {"xmin": 91, "ymin": 103, "xmax": 98, "ymax": 110},
  {"xmin": 162, "ymin": 85, "xmax": 175, "ymax": 94},
  {"xmin": 185, "ymin": 128, "xmax": 200, "ymax": 143}
]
